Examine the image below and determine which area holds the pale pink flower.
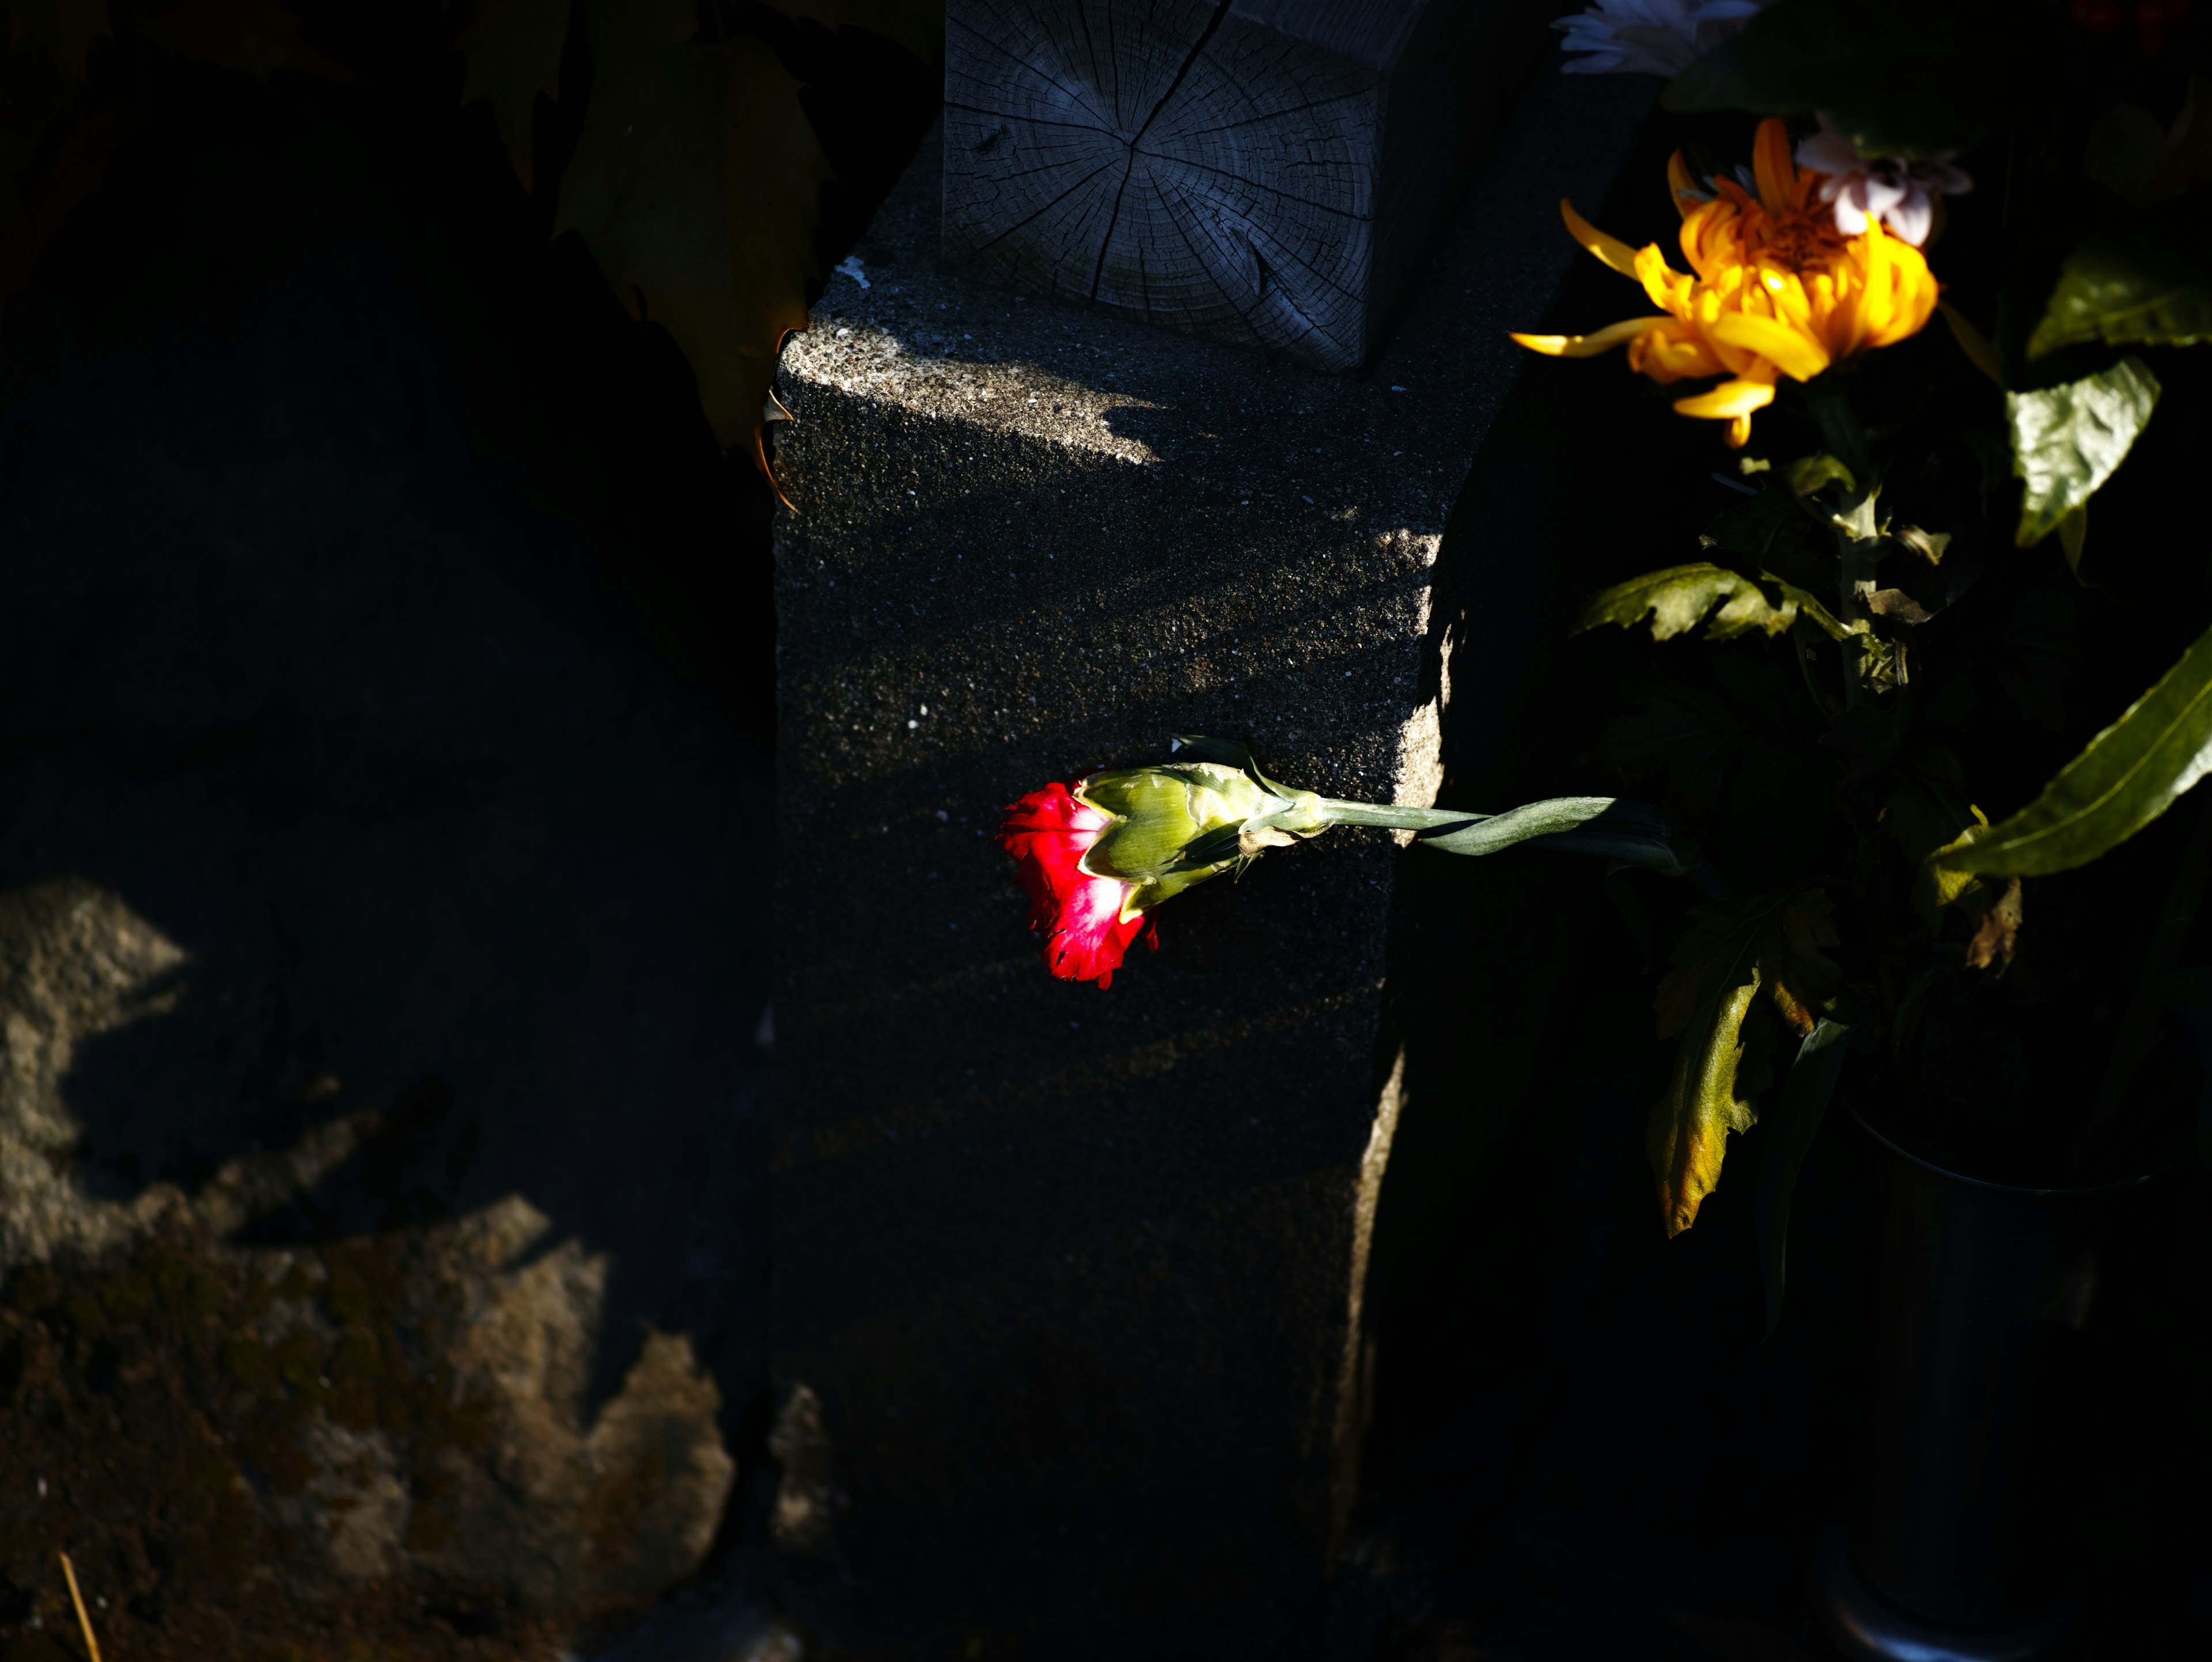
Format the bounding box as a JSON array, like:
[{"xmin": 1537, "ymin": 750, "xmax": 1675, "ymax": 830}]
[{"xmin": 1794, "ymin": 116, "xmax": 1974, "ymax": 247}]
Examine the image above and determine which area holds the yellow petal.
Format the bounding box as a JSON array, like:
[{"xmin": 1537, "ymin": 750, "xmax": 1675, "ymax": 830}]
[
  {"xmin": 1674, "ymin": 378, "xmax": 1777, "ymax": 421},
  {"xmin": 1666, "ymin": 149, "xmax": 1704, "ymax": 219},
  {"xmin": 1751, "ymin": 118, "xmax": 1796, "ymax": 217},
  {"xmin": 1708, "ymin": 312, "xmax": 1832, "ymax": 381},
  {"xmin": 1634, "ymin": 241, "xmax": 1692, "ymax": 313},
  {"xmin": 1509, "ymin": 316, "xmax": 1673, "ymax": 358},
  {"xmin": 1560, "ymin": 198, "xmax": 1642, "ymax": 278},
  {"xmin": 1630, "ymin": 324, "xmax": 1725, "ymax": 383}
]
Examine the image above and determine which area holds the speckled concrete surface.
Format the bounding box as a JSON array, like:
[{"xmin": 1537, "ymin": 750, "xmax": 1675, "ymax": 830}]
[{"xmin": 768, "ymin": 70, "xmax": 1652, "ymax": 1661}]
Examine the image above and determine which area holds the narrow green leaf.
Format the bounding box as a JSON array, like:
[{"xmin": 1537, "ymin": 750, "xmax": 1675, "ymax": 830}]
[
  {"xmin": 1414, "ymin": 796, "xmax": 1618, "ymax": 855},
  {"xmin": 2027, "ymin": 210, "xmax": 2212, "ymax": 360},
  {"xmin": 1574, "ymin": 563, "xmax": 1797, "ymax": 643},
  {"xmin": 2007, "ymin": 357, "xmax": 2160, "ymax": 547},
  {"xmin": 1934, "ymin": 618, "xmax": 2212, "ymax": 878},
  {"xmin": 1755, "ymin": 1020, "xmax": 1850, "ymax": 1338},
  {"xmin": 1523, "ymin": 801, "xmax": 1688, "ymax": 874}
]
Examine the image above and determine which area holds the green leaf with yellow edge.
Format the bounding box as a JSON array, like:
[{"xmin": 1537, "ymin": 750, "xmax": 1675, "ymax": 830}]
[
  {"xmin": 2027, "ymin": 210, "xmax": 2212, "ymax": 360},
  {"xmin": 1574, "ymin": 563, "xmax": 1799, "ymax": 643},
  {"xmin": 759, "ymin": 0, "xmax": 942, "ymax": 62},
  {"xmin": 456, "ymin": 0, "xmax": 572, "ymax": 192},
  {"xmin": 1649, "ymin": 889, "xmax": 1839, "ymax": 1237},
  {"xmin": 2007, "ymin": 357, "xmax": 2160, "ymax": 547},
  {"xmin": 1931, "ymin": 619, "xmax": 2212, "ymax": 880},
  {"xmin": 555, "ymin": 1, "xmax": 832, "ymax": 456}
]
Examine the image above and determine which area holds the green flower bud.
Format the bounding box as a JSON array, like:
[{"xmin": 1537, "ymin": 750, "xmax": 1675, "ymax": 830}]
[{"xmin": 1073, "ymin": 758, "xmax": 1323, "ymax": 912}]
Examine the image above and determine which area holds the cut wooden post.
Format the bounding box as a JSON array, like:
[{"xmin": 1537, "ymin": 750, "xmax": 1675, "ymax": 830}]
[{"xmin": 942, "ymin": 0, "xmax": 1524, "ymax": 371}]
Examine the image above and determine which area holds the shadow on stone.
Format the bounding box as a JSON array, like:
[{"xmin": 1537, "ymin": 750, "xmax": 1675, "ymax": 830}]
[{"xmin": 0, "ymin": 54, "xmax": 779, "ymax": 1659}]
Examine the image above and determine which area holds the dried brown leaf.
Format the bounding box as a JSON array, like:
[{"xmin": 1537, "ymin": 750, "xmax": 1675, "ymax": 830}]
[{"xmin": 1965, "ymin": 877, "xmax": 2024, "ymax": 971}]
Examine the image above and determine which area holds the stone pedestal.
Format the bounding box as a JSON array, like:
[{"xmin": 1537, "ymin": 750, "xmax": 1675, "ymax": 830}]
[{"xmin": 769, "ymin": 72, "xmax": 1649, "ymax": 1661}]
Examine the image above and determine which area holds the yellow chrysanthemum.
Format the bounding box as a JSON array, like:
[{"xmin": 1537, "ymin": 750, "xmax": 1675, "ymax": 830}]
[{"xmin": 1512, "ymin": 119, "xmax": 1941, "ymax": 446}]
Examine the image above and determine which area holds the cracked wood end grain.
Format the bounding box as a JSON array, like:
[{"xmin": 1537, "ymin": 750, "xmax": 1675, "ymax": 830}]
[{"xmin": 942, "ymin": 0, "xmax": 1500, "ymax": 373}]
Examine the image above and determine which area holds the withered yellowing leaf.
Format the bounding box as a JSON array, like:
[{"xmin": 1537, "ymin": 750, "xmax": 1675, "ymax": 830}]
[
  {"xmin": 1649, "ymin": 889, "xmax": 1839, "ymax": 1237},
  {"xmin": 555, "ymin": 0, "xmax": 832, "ymax": 465}
]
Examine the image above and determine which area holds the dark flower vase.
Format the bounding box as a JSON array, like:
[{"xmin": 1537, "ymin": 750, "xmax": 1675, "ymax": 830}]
[{"xmin": 1817, "ymin": 1114, "xmax": 2161, "ymax": 1662}]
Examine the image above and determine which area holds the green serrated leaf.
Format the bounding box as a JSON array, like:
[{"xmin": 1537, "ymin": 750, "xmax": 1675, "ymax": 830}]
[
  {"xmin": 1574, "ymin": 563, "xmax": 1797, "ymax": 643},
  {"xmin": 2027, "ymin": 207, "xmax": 2212, "ymax": 360},
  {"xmin": 555, "ymin": 6, "xmax": 832, "ymax": 455},
  {"xmin": 1765, "ymin": 574, "xmax": 1853, "ymax": 641},
  {"xmin": 2007, "ymin": 357, "xmax": 2160, "ymax": 547},
  {"xmin": 1934, "ymin": 619, "xmax": 2212, "ymax": 879},
  {"xmin": 1701, "ymin": 487, "xmax": 1793, "ymax": 556},
  {"xmin": 457, "ymin": 0, "xmax": 572, "ymax": 192},
  {"xmin": 1785, "ymin": 453, "xmax": 1857, "ymax": 498},
  {"xmin": 1647, "ymin": 889, "xmax": 1839, "ymax": 1236},
  {"xmin": 1660, "ymin": 0, "xmax": 2065, "ymax": 158}
]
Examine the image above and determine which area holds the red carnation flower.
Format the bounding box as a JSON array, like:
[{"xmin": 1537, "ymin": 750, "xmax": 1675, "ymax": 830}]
[
  {"xmin": 996, "ymin": 781, "xmax": 1158, "ymax": 987},
  {"xmin": 995, "ymin": 739, "xmax": 1682, "ymax": 990}
]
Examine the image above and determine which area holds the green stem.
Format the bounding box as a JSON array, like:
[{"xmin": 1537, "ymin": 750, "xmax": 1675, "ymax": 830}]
[
  {"xmin": 1836, "ymin": 520, "xmax": 1874, "ymax": 707},
  {"xmin": 1309, "ymin": 798, "xmax": 1487, "ymax": 831}
]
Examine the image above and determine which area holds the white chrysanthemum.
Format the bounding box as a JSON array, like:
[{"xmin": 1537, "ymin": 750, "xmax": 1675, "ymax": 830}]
[
  {"xmin": 1795, "ymin": 116, "xmax": 1974, "ymax": 247},
  {"xmin": 1554, "ymin": 0, "xmax": 1770, "ymax": 77}
]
